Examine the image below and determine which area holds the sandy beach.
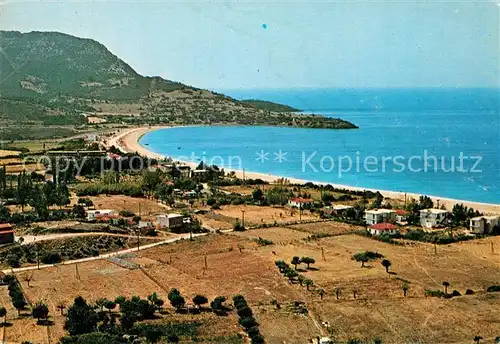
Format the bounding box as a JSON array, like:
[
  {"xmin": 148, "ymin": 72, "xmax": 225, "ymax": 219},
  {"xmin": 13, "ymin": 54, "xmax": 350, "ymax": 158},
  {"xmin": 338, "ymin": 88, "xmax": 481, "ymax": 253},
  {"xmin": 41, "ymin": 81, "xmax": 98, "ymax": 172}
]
[{"xmin": 107, "ymin": 126, "xmax": 500, "ymax": 214}]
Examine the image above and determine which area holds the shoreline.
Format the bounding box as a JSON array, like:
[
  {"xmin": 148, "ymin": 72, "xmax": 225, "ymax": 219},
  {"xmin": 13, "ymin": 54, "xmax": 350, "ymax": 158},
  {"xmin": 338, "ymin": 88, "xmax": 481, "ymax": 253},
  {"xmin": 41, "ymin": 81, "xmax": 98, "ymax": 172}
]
[{"xmin": 107, "ymin": 126, "xmax": 500, "ymax": 214}]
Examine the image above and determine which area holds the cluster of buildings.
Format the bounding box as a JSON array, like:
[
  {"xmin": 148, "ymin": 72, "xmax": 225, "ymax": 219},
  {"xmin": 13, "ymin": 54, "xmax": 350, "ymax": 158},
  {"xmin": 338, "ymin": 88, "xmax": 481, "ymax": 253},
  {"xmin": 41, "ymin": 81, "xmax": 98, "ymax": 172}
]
[
  {"xmin": 287, "ymin": 197, "xmax": 500, "ymax": 237},
  {"xmin": 86, "ymin": 209, "xmax": 188, "ymax": 231}
]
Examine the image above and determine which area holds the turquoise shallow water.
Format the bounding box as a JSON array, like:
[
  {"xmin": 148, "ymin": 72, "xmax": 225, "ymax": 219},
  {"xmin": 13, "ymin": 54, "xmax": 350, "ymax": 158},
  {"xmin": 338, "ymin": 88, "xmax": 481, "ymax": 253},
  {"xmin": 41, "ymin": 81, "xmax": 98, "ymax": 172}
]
[{"xmin": 140, "ymin": 88, "xmax": 500, "ymax": 204}]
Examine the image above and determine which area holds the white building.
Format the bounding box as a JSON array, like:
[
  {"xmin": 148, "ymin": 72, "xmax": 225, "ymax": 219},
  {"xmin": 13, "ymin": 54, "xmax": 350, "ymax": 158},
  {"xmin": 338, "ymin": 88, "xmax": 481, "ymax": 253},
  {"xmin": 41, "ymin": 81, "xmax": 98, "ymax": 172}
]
[
  {"xmin": 138, "ymin": 220, "xmax": 154, "ymax": 229},
  {"xmin": 395, "ymin": 209, "xmax": 410, "ymax": 225},
  {"xmin": 288, "ymin": 198, "xmax": 313, "ymax": 208},
  {"xmin": 470, "ymin": 215, "xmax": 500, "ymax": 234},
  {"xmin": 157, "ymin": 214, "xmax": 184, "ymax": 229},
  {"xmin": 368, "ymin": 223, "xmax": 399, "ymax": 236},
  {"xmin": 419, "ymin": 209, "xmax": 449, "ymax": 229},
  {"xmin": 364, "ymin": 209, "xmax": 396, "ymax": 225},
  {"xmin": 86, "ymin": 209, "xmax": 114, "ymax": 222}
]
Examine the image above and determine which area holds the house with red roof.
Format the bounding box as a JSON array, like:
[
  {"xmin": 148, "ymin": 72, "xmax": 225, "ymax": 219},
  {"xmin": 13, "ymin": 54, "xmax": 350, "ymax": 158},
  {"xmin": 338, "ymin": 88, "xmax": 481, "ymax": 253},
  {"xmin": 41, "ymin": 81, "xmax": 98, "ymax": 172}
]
[
  {"xmin": 0, "ymin": 223, "xmax": 15, "ymax": 245},
  {"xmin": 368, "ymin": 223, "xmax": 399, "ymax": 236},
  {"xmin": 288, "ymin": 197, "xmax": 313, "ymax": 208},
  {"xmin": 395, "ymin": 209, "xmax": 410, "ymax": 225}
]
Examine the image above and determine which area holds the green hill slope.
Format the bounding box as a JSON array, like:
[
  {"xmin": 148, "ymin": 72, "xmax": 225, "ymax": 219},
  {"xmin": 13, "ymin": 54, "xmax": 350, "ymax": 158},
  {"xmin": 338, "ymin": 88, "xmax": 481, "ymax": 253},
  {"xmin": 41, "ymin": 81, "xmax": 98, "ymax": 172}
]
[{"xmin": 0, "ymin": 30, "xmax": 357, "ymax": 140}]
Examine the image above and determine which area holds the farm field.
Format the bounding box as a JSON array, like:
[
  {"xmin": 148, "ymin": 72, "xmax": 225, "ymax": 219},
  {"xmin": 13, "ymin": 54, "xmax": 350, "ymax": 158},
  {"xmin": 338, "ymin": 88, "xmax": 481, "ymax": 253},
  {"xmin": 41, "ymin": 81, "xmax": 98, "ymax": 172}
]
[
  {"xmin": 230, "ymin": 226, "xmax": 310, "ymax": 244},
  {"xmin": 1, "ymin": 229, "xmax": 498, "ymax": 343},
  {"xmin": 0, "ymin": 149, "xmax": 21, "ymax": 157},
  {"xmin": 288, "ymin": 221, "xmax": 363, "ymax": 236},
  {"xmin": 214, "ymin": 204, "xmax": 317, "ymax": 226},
  {"xmin": 5, "ymin": 163, "xmax": 44, "ymax": 174},
  {"xmin": 83, "ymin": 195, "xmax": 169, "ymax": 218}
]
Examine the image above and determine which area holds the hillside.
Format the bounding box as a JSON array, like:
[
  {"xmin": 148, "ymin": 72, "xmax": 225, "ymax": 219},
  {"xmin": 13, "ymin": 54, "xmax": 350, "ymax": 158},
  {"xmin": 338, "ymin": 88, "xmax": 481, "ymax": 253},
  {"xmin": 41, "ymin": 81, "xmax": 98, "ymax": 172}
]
[
  {"xmin": 240, "ymin": 99, "xmax": 300, "ymax": 112},
  {"xmin": 0, "ymin": 31, "xmax": 357, "ymax": 140}
]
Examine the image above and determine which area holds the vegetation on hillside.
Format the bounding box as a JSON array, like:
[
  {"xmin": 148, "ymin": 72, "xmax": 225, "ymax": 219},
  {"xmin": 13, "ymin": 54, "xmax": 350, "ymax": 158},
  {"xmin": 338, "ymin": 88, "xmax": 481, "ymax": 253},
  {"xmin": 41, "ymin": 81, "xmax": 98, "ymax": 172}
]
[
  {"xmin": 0, "ymin": 30, "xmax": 358, "ymax": 139},
  {"xmin": 240, "ymin": 99, "xmax": 300, "ymax": 112}
]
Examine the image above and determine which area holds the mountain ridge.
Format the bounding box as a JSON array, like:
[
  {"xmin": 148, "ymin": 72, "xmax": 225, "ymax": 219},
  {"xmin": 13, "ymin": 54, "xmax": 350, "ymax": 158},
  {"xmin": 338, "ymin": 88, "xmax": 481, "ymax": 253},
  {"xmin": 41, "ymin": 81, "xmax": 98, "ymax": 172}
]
[{"xmin": 0, "ymin": 30, "xmax": 357, "ymax": 140}]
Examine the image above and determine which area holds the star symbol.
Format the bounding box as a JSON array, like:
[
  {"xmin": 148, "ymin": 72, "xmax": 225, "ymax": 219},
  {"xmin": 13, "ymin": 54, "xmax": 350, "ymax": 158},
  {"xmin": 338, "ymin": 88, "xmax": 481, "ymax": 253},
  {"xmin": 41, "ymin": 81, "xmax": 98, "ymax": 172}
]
[
  {"xmin": 256, "ymin": 150, "xmax": 269, "ymax": 163},
  {"xmin": 274, "ymin": 150, "xmax": 287, "ymax": 163}
]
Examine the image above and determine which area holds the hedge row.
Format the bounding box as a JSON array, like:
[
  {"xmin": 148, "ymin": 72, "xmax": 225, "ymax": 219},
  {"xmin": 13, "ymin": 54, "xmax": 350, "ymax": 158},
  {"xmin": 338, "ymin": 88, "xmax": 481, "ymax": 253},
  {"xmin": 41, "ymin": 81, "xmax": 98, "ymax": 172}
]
[{"xmin": 233, "ymin": 295, "xmax": 264, "ymax": 344}]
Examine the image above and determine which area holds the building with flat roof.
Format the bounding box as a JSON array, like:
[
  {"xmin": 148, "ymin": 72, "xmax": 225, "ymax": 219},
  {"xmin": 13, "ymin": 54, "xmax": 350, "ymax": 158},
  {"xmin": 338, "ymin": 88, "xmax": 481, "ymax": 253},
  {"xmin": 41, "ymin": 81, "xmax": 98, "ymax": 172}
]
[
  {"xmin": 470, "ymin": 215, "xmax": 499, "ymax": 234},
  {"xmin": 288, "ymin": 198, "xmax": 313, "ymax": 208},
  {"xmin": 87, "ymin": 209, "xmax": 115, "ymax": 222},
  {"xmin": 364, "ymin": 209, "xmax": 396, "ymax": 225},
  {"xmin": 419, "ymin": 209, "xmax": 449, "ymax": 229},
  {"xmin": 158, "ymin": 214, "xmax": 184, "ymax": 229}
]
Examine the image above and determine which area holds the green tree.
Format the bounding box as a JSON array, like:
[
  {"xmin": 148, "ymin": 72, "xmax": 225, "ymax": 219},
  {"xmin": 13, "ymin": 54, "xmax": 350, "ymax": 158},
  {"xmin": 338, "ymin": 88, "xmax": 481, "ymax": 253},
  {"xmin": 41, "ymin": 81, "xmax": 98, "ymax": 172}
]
[
  {"xmin": 167, "ymin": 288, "xmax": 185, "ymax": 311},
  {"xmin": 252, "ymin": 188, "xmax": 264, "ymax": 202},
  {"xmin": 473, "ymin": 335, "xmax": 483, "ymax": 344},
  {"xmin": 29, "ymin": 185, "xmax": 49, "ymax": 218},
  {"xmin": 381, "ymin": 259, "xmax": 392, "ymax": 273},
  {"xmin": 145, "ymin": 328, "xmax": 163, "ymax": 344},
  {"xmin": 32, "ymin": 301, "xmax": 49, "ymax": 323},
  {"xmin": 0, "ymin": 307, "xmax": 6, "ymax": 324},
  {"xmin": 353, "ymin": 252, "xmax": 369, "ymax": 267},
  {"xmin": 285, "ymin": 270, "xmax": 298, "ymax": 282},
  {"xmin": 192, "ymin": 295, "xmax": 208, "ymax": 309},
  {"xmin": 13, "ymin": 297, "xmax": 27, "ymax": 315},
  {"xmin": 16, "ymin": 171, "xmax": 32, "ymax": 212},
  {"xmin": 291, "ymin": 256, "xmax": 301, "ymax": 269},
  {"xmin": 304, "ymin": 279, "xmax": 314, "ymax": 290},
  {"xmin": 402, "ymin": 282, "xmax": 409, "ymax": 297},
  {"xmin": 442, "ymin": 281, "xmax": 450, "ymax": 294},
  {"xmin": 318, "ymin": 289, "xmax": 325, "ymax": 300},
  {"xmin": 301, "ymin": 256, "xmax": 315, "ymax": 269},
  {"xmin": 57, "ymin": 301, "xmax": 66, "ymax": 315},
  {"xmin": 64, "ymin": 296, "xmax": 98, "ymax": 335}
]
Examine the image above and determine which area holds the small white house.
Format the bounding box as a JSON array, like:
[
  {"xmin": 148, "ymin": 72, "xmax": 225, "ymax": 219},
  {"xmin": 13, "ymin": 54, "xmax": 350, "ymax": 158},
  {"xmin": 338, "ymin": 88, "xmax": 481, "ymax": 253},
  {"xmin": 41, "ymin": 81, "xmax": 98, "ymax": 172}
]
[
  {"xmin": 288, "ymin": 197, "xmax": 313, "ymax": 208},
  {"xmin": 319, "ymin": 337, "xmax": 333, "ymax": 344},
  {"xmin": 86, "ymin": 209, "xmax": 114, "ymax": 222},
  {"xmin": 419, "ymin": 209, "xmax": 449, "ymax": 229},
  {"xmin": 157, "ymin": 214, "xmax": 184, "ymax": 229},
  {"xmin": 368, "ymin": 223, "xmax": 399, "ymax": 236},
  {"xmin": 470, "ymin": 215, "xmax": 500, "ymax": 234},
  {"xmin": 138, "ymin": 220, "xmax": 154, "ymax": 229},
  {"xmin": 364, "ymin": 209, "xmax": 396, "ymax": 225},
  {"xmin": 395, "ymin": 209, "xmax": 410, "ymax": 225}
]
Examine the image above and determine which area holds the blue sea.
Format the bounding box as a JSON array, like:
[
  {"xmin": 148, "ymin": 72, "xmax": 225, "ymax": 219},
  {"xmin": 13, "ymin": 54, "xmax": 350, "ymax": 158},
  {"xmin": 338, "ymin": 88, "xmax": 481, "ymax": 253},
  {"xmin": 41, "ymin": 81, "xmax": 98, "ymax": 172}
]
[{"xmin": 140, "ymin": 88, "xmax": 500, "ymax": 204}]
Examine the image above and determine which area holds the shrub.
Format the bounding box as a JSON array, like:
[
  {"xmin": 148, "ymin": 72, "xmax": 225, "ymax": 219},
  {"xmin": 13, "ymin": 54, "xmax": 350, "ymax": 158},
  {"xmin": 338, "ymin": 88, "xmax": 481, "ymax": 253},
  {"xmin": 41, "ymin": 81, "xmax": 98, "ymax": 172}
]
[
  {"xmin": 451, "ymin": 290, "xmax": 461, "ymax": 297},
  {"xmin": 41, "ymin": 251, "xmax": 62, "ymax": 264},
  {"xmin": 424, "ymin": 289, "xmax": 445, "ymax": 298},
  {"xmin": 465, "ymin": 289, "xmax": 475, "ymax": 295},
  {"xmin": 119, "ymin": 210, "xmax": 135, "ymax": 217},
  {"xmin": 487, "ymin": 285, "xmax": 500, "ymax": 292},
  {"xmin": 239, "ymin": 316, "xmax": 257, "ymax": 329}
]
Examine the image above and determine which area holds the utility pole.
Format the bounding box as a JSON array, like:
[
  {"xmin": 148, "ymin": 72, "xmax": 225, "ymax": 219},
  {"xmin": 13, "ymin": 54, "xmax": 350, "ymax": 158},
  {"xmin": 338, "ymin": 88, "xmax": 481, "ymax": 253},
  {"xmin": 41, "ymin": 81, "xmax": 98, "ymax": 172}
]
[
  {"xmin": 241, "ymin": 210, "xmax": 246, "ymax": 229},
  {"xmin": 136, "ymin": 229, "xmax": 140, "ymax": 253},
  {"xmin": 36, "ymin": 244, "xmax": 40, "ymax": 270}
]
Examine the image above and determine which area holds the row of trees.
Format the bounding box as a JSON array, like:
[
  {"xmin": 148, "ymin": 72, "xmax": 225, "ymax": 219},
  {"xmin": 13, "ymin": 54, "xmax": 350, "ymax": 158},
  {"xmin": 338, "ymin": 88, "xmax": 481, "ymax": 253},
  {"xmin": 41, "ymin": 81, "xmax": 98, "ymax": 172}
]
[{"xmin": 233, "ymin": 295, "xmax": 264, "ymax": 344}]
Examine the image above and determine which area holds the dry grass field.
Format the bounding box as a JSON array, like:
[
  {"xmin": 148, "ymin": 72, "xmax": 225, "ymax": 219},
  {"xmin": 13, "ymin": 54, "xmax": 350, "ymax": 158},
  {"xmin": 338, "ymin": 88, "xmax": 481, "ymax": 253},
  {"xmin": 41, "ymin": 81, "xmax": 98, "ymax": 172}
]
[
  {"xmin": 215, "ymin": 204, "xmax": 317, "ymax": 226},
  {"xmin": 2, "ymin": 228, "xmax": 498, "ymax": 343},
  {"xmin": 0, "ymin": 149, "xmax": 20, "ymax": 157},
  {"xmin": 288, "ymin": 221, "xmax": 363, "ymax": 236},
  {"xmin": 5, "ymin": 163, "xmax": 44, "ymax": 174},
  {"xmin": 220, "ymin": 185, "xmax": 264, "ymax": 196},
  {"xmin": 0, "ymin": 157, "xmax": 23, "ymax": 165},
  {"xmin": 85, "ymin": 195, "xmax": 169, "ymax": 218},
  {"xmin": 230, "ymin": 226, "xmax": 310, "ymax": 244}
]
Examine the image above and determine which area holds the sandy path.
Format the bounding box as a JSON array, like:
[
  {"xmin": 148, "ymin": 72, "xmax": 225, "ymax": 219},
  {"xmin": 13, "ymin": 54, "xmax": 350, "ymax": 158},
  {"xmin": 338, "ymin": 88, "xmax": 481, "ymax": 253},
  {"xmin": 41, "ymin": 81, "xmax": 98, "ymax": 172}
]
[{"xmin": 107, "ymin": 127, "xmax": 500, "ymax": 214}]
